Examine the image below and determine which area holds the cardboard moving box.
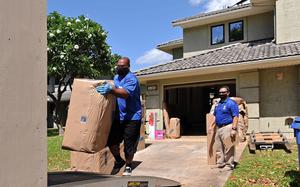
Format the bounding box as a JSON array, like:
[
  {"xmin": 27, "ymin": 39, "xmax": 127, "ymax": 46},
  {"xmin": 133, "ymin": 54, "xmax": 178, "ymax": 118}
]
[
  {"xmin": 71, "ymin": 144, "xmax": 125, "ymax": 175},
  {"xmin": 137, "ymin": 124, "xmax": 146, "ymax": 151},
  {"xmin": 71, "ymin": 125, "xmax": 146, "ymax": 174},
  {"xmin": 206, "ymin": 113, "xmax": 216, "ymax": 165},
  {"xmin": 168, "ymin": 118, "xmax": 181, "ymax": 139},
  {"xmin": 62, "ymin": 79, "xmax": 115, "ymax": 153}
]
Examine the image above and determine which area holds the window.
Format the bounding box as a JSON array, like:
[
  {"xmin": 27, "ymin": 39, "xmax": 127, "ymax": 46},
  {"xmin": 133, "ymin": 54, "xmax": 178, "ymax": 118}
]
[
  {"xmin": 211, "ymin": 24, "xmax": 225, "ymax": 45},
  {"xmin": 229, "ymin": 21, "xmax": 243, "ymax": 42}
]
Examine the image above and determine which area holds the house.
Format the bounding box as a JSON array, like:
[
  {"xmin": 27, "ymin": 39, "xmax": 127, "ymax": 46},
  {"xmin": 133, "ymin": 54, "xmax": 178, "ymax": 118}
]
[{"xmin": 136, "ymin": 0, "xmax": 300, "ymax": 136}]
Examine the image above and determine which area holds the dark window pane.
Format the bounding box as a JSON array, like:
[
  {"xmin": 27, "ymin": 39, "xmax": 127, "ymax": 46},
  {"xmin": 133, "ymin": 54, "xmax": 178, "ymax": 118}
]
[
  {"xmin": 211, "ymin": 25, "xmax": 224, "ymax": 45},
  {"xmin": 229, "ymin": 21, "xmax": 243, "ymax": 42}
]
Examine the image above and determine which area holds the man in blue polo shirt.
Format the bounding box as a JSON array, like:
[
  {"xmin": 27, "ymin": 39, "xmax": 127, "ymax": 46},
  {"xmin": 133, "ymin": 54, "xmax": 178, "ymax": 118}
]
[
  {"xmin": 214, "ymin": 86, "xmax": 239, "ymax": 169},
  {"xmin": 96, "ymin": 57, "xmax": 141, "ymax": 176}
]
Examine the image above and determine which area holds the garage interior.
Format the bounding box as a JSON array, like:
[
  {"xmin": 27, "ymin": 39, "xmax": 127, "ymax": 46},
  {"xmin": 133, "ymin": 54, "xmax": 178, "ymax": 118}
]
[{"xmin": 164, "ymin": 80, "xmax": 236, "ymax": 135}]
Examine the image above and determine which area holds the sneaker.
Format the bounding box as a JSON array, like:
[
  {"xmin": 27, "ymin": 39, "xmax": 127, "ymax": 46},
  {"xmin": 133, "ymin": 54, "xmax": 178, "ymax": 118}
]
[
  {"xmin": 226, "ymin": 163, "xmax": 235, "ymax": 170},
  {"xmin": 110, "ymin": 159, "xmax": 125, "ymax": 175},
  {"xmin": 122, "ymin": 166, "xmax": 132, "ymax": 176},
  {"xmin": 216, "ymin": 163, "xmax": 226, "ymax": 168}
]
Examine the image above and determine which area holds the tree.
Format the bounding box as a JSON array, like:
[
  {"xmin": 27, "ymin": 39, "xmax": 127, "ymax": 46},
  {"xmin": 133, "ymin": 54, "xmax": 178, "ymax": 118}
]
[{"xmin": 47, "ymin": 12, "xmax": 119, "ymax": 134}]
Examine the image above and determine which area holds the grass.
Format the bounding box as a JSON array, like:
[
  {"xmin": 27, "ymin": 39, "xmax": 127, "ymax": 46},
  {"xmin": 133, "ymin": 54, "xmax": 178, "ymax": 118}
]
[
  {"xmin": 47, "ymin": 129, "xmax": 300, "ymax": 185},
  {"xmin": 48, "ymin": 129, "xmax": 70, "ymax": 171},
  {"xmin": 225, "ymin": 142, "xmax": 300, "ymax": 187}
]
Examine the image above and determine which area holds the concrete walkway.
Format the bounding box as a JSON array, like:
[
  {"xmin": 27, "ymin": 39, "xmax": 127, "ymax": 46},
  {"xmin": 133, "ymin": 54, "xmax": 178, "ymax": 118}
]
[{"xmin": 132, "ymin": 136, "xmax": 247, "ymax": 187}]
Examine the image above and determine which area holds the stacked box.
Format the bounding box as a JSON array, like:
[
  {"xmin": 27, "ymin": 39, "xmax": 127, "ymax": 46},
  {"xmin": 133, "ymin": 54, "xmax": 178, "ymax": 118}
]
[
  {"xmin": 62, "ymin": 79, "xmax": 115, "ymax": 153},
  {"xmin": 70, "ymin": 144, "xmax": 125, "ymax": 175},
  {"xmin": 168, "ymin": 118, "xmax": 181, "ymax": 139},
  {"xmin": 206, "ymin": 113, "xmax": 216, "ymax": 165}
]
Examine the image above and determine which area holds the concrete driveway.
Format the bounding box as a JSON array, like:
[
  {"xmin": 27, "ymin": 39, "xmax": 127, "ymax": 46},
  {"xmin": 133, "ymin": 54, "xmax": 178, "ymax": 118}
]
[{"xmin": 132, "ymin": 136, "xmax": 247, "ymax": 187}]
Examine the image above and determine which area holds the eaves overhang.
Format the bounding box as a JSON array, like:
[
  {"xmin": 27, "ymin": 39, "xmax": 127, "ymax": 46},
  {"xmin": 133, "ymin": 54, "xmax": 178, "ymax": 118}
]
[
  {"xmin": 172, "ymin": 4, "xmax": 274, "ymax": 28},
  {"xmin": 156, "ymin": 39, "xmax": 183, "ymax": 54}
]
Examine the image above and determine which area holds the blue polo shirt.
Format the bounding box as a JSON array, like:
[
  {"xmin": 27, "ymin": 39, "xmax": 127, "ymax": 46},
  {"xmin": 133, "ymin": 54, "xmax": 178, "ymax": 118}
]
[
  {"xmin": 214, "ymin": 98, "xmax": 239, "ymax": 126},
  {"xmin": 114, "ymin": 72, "xmax": 142, "ymax": 121}
]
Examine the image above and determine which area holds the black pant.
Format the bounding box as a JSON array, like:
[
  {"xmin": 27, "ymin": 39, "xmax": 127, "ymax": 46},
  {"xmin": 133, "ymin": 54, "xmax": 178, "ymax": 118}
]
[{"xmin": 107, "ymin": 120, "xmax": 141, "ymax": 156}]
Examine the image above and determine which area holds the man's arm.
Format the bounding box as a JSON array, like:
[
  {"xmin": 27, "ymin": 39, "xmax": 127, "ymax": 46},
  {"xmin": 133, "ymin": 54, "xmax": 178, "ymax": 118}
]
[
  {"xmin": 110, "ymin": 87, "xmax": 129, "ymax": 99},
  {"xmin": 232, "ymin": 116, "xmax": 238, "ymax": 130},
  {"xmin": 112, "ymin": 76, "xmax": 138, "ymax": 99},
  {"xmin": 231, "ymin": 100, "xmax": 239, "ymax": 132}
]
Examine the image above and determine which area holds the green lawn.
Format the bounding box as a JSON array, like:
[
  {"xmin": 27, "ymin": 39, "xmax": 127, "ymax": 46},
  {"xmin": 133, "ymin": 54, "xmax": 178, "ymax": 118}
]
[
  {"xmin": 225, "ymin": 142, "xmax": 300, "ymax": 187},
  {"xmin": 48, "ymin": 129, "xmax": 70, "ymax": 171},
  {"xmin": 47, "ymin": 129, "xmax": 300, "ymax": 186}
]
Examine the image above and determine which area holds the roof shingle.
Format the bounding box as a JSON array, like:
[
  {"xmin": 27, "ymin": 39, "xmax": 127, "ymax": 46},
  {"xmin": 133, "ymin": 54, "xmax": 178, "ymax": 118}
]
[
  {"xmin": 172, "ymin": 4, "xmax": 251, "ymax": 25},
  {"xmin": 136, "ymin": 39, "xmax": 300, "ymax": 76},
  {"xmin": 157, "ymin": 39, "xmax": 183, "ymax": 48}
]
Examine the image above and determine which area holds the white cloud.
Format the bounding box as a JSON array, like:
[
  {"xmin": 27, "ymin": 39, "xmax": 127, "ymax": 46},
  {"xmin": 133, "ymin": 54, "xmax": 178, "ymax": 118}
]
[
  {"xmin": 136, "ymin": 48, "xmax": 172, "ymax": 66},
  {"xmin": 205, "ymin": 0, "xmax": 250, "ymax": 12},
  {"xmin": 188, "ymin": 0, "xmax": 250, "ymax": 12},
  {"xmin": 188, "ymin": 0, "xmax": 205, "ymax": 6}
]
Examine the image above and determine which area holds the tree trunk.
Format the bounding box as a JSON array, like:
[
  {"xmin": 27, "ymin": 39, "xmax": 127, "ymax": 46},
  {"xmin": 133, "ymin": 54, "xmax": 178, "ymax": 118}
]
[{"xmin": 48, "ymin": 77, "xmax": 71, "ymax": 136}]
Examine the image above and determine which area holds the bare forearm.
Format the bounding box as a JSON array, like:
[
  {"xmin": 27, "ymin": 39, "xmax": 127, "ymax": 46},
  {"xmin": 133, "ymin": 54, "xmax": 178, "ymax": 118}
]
[
  {"xmin": 111, "ymin": 87, "xmax": 129, "ymax": 99},
  {"xmin": 232, "ymin": 116, "xmax": 238, "ymax": 128}
]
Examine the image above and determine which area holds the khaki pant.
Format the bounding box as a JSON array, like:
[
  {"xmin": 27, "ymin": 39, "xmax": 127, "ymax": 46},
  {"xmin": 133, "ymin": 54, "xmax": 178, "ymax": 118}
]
[{"xmin": 215, "ymin": 124, "xmax": 235, "ymax": 166}]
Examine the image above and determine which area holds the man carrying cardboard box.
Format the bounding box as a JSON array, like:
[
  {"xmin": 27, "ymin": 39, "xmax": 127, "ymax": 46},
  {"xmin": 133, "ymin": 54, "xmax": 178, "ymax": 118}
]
[
  {"xmin": 213, "ymin": 86, "xmax": 239, "ymax": 170},
  {"xmin": 96, "ymin": 57, "xmax": 142, "ymax": 176}
]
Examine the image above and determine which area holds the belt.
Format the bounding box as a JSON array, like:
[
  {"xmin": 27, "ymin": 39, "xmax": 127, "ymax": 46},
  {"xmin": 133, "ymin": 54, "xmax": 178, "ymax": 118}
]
[{"xmin": 217, "ymin": 123, "xmax": 231, "ymax": 128}]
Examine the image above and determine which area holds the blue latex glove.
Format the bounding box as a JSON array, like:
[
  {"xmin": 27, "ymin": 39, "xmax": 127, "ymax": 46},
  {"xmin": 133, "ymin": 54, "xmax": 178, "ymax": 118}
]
[{"xmin": 96, "ymin": 83, "xmax": 112, "ymax": 95}]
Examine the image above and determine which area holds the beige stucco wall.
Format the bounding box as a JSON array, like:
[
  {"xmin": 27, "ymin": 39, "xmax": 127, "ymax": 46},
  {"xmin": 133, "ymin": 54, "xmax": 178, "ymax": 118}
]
[
  {"xmin": 276, "ymin": 0, "xmax": 300, "ymax": 44},
  {"xmin": 183, "ymin": 12, "xmax": 274, "ymax": 58},
  {"xmin": 259, "ymin": 66, "xmax": 298, "ymax": 133},
  {"xmin": 183, "ymin": 25, "xmax": 208, "ymax": 57},
  {"xmin": 260, "ymin": 66, "xmax": 298, "ymax": 117},
  {"xmin": 247, "ymin": 11, "xmax": 274, "ymax": 41},
  {"xmin": 172, "ymin": 47, "xmax": 183, "ymax": 59},
  {"xmin": 0, "ymin": 0, "xmax": 47, "ymax": 186},
  {"xmin": 239, "ymin": 71, "xmax": 260, "ymax": 132}
]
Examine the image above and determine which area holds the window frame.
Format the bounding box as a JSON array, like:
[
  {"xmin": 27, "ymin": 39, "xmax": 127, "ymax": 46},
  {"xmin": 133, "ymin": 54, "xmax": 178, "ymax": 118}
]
[
  {"xmin": 229, "ymin": 20, "xmax": 244, "ymax": 42},
  {"xmin": 210, "ymin": 24, "xmax": 225, "ymax": 45}
]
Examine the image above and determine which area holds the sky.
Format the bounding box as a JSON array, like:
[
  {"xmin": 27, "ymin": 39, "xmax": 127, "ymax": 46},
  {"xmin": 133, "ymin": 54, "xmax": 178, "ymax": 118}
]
[{"xmin": 48, "ymin": 0, "xmax": 245, "ymax": 71}]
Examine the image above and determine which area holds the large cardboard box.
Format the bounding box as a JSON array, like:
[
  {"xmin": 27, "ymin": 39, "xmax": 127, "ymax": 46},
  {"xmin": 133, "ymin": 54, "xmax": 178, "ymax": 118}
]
[
  {"xmin": 71, "ymin": 144, "xmax": 125, "ymax": 175},
  {"xmin": 162, "ymin": 103, "xmax": 170, "ymax": 137},
  {"xmin": 137, "ymin": 124, "xmax": 146, "ymax": 151},
  {"xmin": 62, "ymin": 79, "xmax": 115, "ymax": 153},
  {"xmin": 71, "ymin": 125, "xmax": 146, "ymax": 174},
  {"xmin": 206, "ymin": 113, "xmax": 216, "ymax": 165},
  {"xmin": 168, "ymin": 118, "xmax": 181, "ymax": 139}
]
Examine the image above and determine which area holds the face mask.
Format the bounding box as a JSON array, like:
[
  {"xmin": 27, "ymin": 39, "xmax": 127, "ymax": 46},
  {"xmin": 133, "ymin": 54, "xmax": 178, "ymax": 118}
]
[
  {"xmin": 219, "ymin": 90, "xmax": 228, "ymax": 100},
  {"xmin": 116, "ymin": 67, "xmax": 129, "ymax": 76},
  {"xmin": 219, "ymin": 95, "xmax": 227, "ymax": 100}
]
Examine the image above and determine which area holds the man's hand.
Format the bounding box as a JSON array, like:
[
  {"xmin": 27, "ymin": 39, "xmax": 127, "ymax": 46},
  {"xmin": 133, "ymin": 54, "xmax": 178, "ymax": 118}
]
[
  {"xmin": 230, "ymin": 129, "xmax": 237, "ymax": 139},
  {"xmin": 96, "ymin": 83, "xmax": 112, "ymax": 95}
]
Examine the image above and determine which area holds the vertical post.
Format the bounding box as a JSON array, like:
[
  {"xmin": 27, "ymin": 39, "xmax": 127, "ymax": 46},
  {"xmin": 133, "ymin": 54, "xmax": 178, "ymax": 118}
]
[
  {"xmin": 298, "ymin": 145, "xmax": 300, "ymax": 170},
  {"xmin": 0, "ymin": 0, "xmax": 47, "ymax": 186}
]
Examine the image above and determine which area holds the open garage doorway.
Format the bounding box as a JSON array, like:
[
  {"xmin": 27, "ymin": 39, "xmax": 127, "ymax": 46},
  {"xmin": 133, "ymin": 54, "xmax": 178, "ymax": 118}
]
[{"xmin": 164, "ymin": 80, "xmax": 236, "ymax": 135}]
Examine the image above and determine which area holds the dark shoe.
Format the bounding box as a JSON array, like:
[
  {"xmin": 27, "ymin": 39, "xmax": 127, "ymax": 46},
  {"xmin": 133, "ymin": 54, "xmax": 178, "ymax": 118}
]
[
  {"xmin": 122, "ymin": 166, "xmax": 132, "ymax": 176},
  {"xmin": 217, "ymin": 163, "xmax": 226, "ymax": 168},
  {"xmin": 110, "ymin": 159, "xmax": 125, "ymax": 175},
  {"xmin": 226, "ymin": 162, "xmax": 236, "ymax": 170}
]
